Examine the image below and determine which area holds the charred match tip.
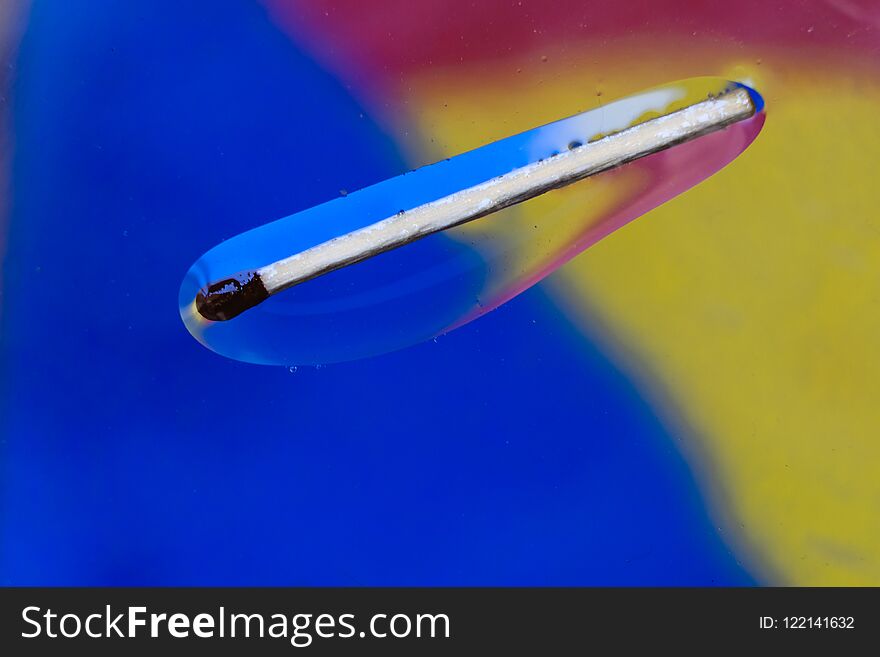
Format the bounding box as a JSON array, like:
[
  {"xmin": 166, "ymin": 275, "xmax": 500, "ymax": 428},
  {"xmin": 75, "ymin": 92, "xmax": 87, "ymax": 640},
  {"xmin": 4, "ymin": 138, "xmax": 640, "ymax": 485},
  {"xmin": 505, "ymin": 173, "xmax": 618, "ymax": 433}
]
[{"xmin": 195, "ymin": 270, "xmax": 270, "ymax": 321}]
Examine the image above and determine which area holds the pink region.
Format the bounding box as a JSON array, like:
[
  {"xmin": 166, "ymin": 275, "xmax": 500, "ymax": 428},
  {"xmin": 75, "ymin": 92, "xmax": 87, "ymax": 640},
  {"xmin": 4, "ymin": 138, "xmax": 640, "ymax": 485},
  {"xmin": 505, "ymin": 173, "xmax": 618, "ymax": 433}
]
[{"xmin": 447, "ymin": 112, "xmax": 767, "ymax": 332}]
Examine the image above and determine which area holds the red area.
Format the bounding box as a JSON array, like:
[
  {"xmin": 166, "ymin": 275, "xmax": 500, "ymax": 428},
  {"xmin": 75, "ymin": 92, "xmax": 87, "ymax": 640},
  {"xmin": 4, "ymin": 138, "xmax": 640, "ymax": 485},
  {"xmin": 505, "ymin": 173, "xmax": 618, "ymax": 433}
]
[{"xmin": 265, "ymin": 0, "xmax": 878, "ymax": 84}]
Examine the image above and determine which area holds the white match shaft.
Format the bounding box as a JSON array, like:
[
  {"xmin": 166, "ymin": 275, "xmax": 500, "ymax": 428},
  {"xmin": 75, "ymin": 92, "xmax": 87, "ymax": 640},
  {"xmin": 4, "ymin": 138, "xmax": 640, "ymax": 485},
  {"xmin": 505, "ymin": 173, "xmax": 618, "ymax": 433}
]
[{"xmin": 260, "ymin": 88, "xmax": 754, "ymax": 294}]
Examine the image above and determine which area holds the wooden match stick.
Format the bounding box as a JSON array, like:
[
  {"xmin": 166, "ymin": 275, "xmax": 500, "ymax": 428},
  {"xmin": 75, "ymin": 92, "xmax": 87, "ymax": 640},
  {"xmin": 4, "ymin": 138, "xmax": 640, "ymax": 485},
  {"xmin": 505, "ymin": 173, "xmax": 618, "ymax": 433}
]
[{"xmin": 196, "ymin": 87, "xmax": 756, "ymax": 321}]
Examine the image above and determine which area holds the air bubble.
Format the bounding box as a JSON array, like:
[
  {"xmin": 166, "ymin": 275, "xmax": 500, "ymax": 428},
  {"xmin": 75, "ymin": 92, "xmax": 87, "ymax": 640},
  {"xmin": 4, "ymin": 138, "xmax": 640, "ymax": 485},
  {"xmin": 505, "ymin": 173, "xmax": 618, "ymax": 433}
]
[{"xmin": 180, "ymin": 77, "xmax": 764, "ymax": 365}]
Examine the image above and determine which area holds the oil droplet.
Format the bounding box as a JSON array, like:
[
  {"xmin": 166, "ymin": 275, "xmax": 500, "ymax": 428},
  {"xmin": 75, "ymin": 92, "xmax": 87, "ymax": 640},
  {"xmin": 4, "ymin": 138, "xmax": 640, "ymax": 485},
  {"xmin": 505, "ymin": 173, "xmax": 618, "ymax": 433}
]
[{"xmin": 180, "ymin": 77, "xmax": 765, "ymax": 365}]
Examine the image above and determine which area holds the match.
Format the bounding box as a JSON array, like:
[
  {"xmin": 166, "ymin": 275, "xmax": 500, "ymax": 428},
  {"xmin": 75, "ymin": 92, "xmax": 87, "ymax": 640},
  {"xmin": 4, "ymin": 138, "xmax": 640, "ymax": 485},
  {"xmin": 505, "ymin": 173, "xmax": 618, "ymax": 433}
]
[{"xmin": 195, "ymin": 86, "xmax": 756, "ymax": 321}]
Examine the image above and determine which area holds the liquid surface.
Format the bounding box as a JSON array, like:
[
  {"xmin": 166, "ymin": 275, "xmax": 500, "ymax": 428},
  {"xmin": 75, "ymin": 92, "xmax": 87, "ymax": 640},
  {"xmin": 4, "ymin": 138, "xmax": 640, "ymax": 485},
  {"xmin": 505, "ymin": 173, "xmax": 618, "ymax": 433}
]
[
  {"xmin": 180, "ymin": 77, "xmax": 764, "ymax": 365},
  {"xmin": 5, "ymin": 0, "xmax": 876, "ymax": 588}
]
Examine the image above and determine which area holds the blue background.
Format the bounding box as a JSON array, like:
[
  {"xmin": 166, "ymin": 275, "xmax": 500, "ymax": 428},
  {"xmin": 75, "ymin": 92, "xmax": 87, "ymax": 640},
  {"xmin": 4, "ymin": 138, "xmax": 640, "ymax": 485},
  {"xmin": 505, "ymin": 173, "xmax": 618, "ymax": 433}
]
[{"xmin": 0, "ymin": 0, "xmax": 751, "ymax": 585}]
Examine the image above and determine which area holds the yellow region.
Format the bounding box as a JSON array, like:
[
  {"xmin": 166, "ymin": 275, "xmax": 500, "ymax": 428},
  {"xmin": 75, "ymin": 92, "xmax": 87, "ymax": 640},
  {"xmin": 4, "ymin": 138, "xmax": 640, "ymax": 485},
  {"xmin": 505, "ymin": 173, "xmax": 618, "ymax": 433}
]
[{"xmin": 407, "ymin": 46, "xmax": 880, "ymax": 585}]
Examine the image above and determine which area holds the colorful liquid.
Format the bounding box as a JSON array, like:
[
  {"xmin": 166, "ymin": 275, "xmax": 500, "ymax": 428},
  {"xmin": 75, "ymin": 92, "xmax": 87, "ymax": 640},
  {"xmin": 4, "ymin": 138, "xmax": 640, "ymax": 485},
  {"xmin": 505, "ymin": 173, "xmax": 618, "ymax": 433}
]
[{"xmin": 179, "ymin": 77, "xmax": 764, "ymax": 365}]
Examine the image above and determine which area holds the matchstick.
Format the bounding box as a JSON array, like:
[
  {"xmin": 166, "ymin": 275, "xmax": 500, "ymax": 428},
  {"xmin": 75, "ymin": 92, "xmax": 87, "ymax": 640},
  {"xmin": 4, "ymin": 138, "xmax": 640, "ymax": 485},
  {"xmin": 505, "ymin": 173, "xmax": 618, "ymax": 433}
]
[{"xmin": 196, "ymin": 87, "xmax": 756, "ymax": 321}]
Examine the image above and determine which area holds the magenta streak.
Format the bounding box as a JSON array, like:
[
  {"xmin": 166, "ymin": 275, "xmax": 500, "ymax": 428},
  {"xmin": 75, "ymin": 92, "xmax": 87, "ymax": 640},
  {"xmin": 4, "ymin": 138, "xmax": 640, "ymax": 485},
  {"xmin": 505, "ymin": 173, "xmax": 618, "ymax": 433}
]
[{"xmin": 445, "ymin": 112, "xmax": 766, "ymax": 332}]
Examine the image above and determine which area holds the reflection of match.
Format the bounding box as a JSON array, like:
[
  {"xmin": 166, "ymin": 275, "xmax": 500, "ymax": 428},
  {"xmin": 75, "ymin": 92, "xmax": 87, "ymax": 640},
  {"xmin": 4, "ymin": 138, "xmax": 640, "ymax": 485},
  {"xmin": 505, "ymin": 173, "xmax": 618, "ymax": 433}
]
[{"xmin": 196, "ymin": 87, "xmax": 756, "ymax": 322}]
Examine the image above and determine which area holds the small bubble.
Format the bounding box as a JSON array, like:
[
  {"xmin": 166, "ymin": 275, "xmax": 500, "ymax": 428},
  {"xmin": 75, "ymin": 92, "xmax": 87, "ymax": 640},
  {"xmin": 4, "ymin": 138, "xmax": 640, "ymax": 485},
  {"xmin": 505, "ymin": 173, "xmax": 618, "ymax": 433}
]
[
  {"xmin": 339, "ymin": 189, "xmax": 348, "ymax": 197},
  {"xmin": 540, "ymin": 55, "xmax": 548, "ymax": 62},
  {"xmin": 288, "ymin": 366, "xmax": 297, "ymax": 373},
  {"xmin": 122, "ymin": 229, "xmax": 129, "ymax": 237}
]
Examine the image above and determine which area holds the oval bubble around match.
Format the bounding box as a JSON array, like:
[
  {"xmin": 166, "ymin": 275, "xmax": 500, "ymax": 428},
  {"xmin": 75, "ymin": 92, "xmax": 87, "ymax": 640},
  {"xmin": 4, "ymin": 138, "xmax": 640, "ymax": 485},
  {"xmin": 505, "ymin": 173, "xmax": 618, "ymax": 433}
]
[{"xmin": 179, "ymin": 77, "xmax": 765, "ymax": 365}]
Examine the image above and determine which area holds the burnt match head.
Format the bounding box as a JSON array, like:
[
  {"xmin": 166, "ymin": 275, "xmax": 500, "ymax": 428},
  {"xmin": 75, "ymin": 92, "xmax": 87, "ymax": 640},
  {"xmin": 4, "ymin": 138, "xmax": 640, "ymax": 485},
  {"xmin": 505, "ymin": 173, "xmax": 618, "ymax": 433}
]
[{"xmin": 195, "ymin": 270, "xmax": 270, "ymax": 321}]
